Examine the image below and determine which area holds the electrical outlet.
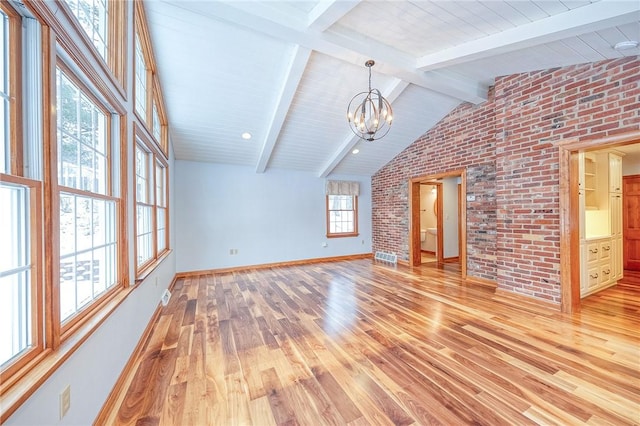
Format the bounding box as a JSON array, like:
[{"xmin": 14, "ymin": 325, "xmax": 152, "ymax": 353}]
[
  {"xmin": 60, "ymin": 385, "xmax": 71, "ymax": 419},
  {"xmin": 322, "ymin": 242, "xmax": 328, "ymax": 248},
  {"xmin": 229, "ymin": 249, "xmax": 238, "ymax": 255}
]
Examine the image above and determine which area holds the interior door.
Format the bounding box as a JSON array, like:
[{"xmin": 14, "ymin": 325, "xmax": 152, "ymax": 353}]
[{"xmin": 623, "ymin": 175, "xmax": 640, "ymax": 271}]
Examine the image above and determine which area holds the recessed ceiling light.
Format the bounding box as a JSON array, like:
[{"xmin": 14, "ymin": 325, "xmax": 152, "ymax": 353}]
[
  {"xmin": 352, "ymin": 148, "xmax": 360, "ymax": 154},
  {"xmin": 614, "ymin": 40, "xmax": 639, "ymax": 51},
  {"xmin": 241, "ymin": 132, "xmax": 252, "ymax": 140}
]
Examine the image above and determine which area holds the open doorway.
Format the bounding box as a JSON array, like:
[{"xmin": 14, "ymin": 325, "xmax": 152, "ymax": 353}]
[
  {"xmin": 559, "ymin": 131, "xmax": 640, "ymax": 313},
  {"xmin": 418, "ymin": 182, "xmax": 440, "ymax": 264},
  {"xmin": 409, "ymin": 169, "xmax": 467, "ymax": 278}
]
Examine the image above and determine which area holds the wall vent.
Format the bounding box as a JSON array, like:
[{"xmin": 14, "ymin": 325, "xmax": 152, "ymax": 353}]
[{"xmin": 374, "ymin": 251, "xmax": 397, "ymax": 264}]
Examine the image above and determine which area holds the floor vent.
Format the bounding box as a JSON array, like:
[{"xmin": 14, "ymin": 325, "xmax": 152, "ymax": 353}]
[
  {"xmin": 161, "ymin": 289, "xmax": 171, "ymax": 307},
  {"xmin": 374, "ymin": 251, "xmax": 397, "ymax": 264}
]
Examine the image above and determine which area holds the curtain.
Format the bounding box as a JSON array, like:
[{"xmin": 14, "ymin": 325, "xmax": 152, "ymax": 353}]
[{"xmin": 325, "ymin": 180, "xmax": 360, "ymax": 196}]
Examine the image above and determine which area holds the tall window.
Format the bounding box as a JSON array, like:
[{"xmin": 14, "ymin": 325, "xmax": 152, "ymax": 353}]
[
  {"xmin": 135, "ymin": 133, "xmax": 169, "ymax": 274},
  {"xmin": 0, "ymin": 2, "xmax": 43, "ymax": 381},
  {"xmin": 326, "ymin": 181, "xmax": 359, "ymax": 238},
  {"xmin": 56, "ymin": 66, "xmax": 118, "ymax": 324}
]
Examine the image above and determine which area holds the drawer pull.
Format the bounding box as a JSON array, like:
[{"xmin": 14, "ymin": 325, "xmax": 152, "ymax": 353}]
[
  {"xmin": 589, "ymin": 248, "xmax": 598, "ymax": 254},
  {"xmin": 603, "ymin": 246, "xmax": 610, "ymax": 251},
  {"xmin": 590, "ymin": 273, "xmax": 599, "ymax": 279},
  {"xmin": 604, "ymin": 269, "xmax": 611, "ymax": 275}
]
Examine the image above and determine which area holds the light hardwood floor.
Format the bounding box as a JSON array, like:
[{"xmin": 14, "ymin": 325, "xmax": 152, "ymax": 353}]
[{"xmin": 101, "ymin": 260, "xmax": 640, "ymax": 425}]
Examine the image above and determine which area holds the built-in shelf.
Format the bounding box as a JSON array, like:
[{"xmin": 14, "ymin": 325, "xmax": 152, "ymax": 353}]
[{"xmin": 580, "ymin": 150, "xmax": 624, "ymax": 298}]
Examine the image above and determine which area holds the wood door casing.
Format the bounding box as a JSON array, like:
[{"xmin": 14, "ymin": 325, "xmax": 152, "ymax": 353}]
[{"xmin": 623, "ymin": 174, "xmax": 640, "ymax": 271}]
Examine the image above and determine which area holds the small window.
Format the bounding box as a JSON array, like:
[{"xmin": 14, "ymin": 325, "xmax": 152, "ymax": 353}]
[
  {"xmin": 155, "ymin": 161, "xmax": 167, "ymax": 253},
  {"xmin": 135, "ymin": 2, "xmax": 168, "ymax": 155},
  {"xmin": 152, "ymin": 101, "xmax": 160, "ymax": 141},
  {"xmin": 63, "ymin": 0, "xmax": 108, "ymax": 59},
  {"xmin": 326, "ymin": 194, "xmax": 359, "ymax": 237},
  {"xmin": 0, "ymin": 8, "xmax": 10, "ymax": 174},
  {"xmin": 60, "ymin": 0, "xmax": 126, "ymax": 87},
  {"xmin": 134, "ymin": 33, "xmax": 147, "ymax": 120}
]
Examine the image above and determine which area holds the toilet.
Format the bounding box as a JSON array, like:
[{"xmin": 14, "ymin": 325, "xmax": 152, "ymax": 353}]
[
  {"xmin": 425, "ymin": 228, "xmax": 437, "ymax": 253},
  {"xmin": 420, "ymin": 229, "xmax": 427, "ymax": 242}
]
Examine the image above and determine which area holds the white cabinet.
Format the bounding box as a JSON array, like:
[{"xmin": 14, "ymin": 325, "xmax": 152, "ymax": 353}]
[
  {"xmin": 581, "ymin": 237, "xmax": 613, "ymax": 297},
  {"xmin": 610, "ymin": 193, "xmax": 623, "ymax": 281},
  {"xmin": 609, "ymin": 153, "xmax": 622, "ymax": 193}
]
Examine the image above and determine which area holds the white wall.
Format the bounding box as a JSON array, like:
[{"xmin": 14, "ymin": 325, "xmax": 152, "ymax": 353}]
[
  {"xmin": 622, "ymin": 151, "xmax": 640, "ymax": 176},
  {"xmin": 419, "ymin": 185, "xmax": 437, "ymax": 229},
  {"xmin": 175, "ymin": 161, "xmax": 372, "ymax": 272}
]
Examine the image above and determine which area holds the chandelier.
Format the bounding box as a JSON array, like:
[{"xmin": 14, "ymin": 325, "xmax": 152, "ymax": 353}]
[{"xmin": 346, "ymin": 60, "xmax": 393, "ymax": 142}]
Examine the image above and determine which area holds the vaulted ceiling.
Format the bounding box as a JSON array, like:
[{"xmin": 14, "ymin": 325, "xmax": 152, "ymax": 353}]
[{"xmin": 144, "ymin": 0, "xmax": 640, "ymax": 176}]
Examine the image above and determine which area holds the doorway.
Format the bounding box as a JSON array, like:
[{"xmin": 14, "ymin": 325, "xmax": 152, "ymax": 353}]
[
  {"xmin": 623, "ymin": 174, "xmax": 640, "ymax": 271},
  {"xmin": 559, "ymin": 131, "xmax": 640, "ymax": 313},
  {"xmin": 409, "ymin": 169, "xmax": 467, "ymax": 278}
]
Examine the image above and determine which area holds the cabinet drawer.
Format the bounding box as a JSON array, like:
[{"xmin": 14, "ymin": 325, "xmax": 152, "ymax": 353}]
[
  {"xmin": 599, "ymin": 241, "xmax": 612, "ymax": 261},
  {"xmin": 586, "ymin": 266, "xmax": 600, "ymax": 290},
  {"xmin": 586, "ymin": 243, "xmax": 600, "ymax": 263},
  {"xmin": 600, "ymin": 264, "xmax": 612, "ymax": 286}
]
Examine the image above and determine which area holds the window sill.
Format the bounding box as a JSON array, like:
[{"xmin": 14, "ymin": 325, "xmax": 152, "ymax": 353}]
[
  {"xmin": 0, "ymin": 287, "xmax": 133, "ymax": 423},
  {"xmin": 326, "ymin": 232, "xmax": 360, "ymax": 239},
  {"xmin": 135, "ymin": 249, "xmax": 173, "ymax": 285}
]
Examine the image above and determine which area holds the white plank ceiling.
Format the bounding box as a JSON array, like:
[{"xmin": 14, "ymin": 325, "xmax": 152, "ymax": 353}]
[{"xmin": 145, "ymin": 0, "xmax": 640, "ymax": 176}]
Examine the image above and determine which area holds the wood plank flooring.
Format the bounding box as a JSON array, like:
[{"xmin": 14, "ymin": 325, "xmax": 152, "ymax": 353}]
[{"xmin": 102, "ymin": 261, "xmax": 640, "ymax": 425}]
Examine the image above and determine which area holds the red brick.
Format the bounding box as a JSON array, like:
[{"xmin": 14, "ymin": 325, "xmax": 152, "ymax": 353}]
[{"xmin": 372, "ymin": 58, "xmax": 639, "ymax": 304}]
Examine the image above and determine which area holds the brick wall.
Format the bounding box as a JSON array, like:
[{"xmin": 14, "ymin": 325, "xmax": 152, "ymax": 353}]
[{"xmin": 372, "ymin": 57, "xmax": 640, "ymax": 304}]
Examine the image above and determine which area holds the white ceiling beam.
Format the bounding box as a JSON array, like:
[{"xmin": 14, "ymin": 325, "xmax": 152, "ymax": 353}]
[
  {"xmin": 318, "ymin": 79, "xmax": 409, "ymax": 178},
  {"xmin": 307, "ymin": 0, "xmax": 362, "ymax": 32},
  {"xmin": 417, "ymin": 1, "xmax": 640, "ymax": 71},
  {"xmin": 256, "ymin": 45, "xmax": 311, "ymax": 173},
  {"xmin": 178, "ymin": 1, "xmax": 486, "ymax": 104}
]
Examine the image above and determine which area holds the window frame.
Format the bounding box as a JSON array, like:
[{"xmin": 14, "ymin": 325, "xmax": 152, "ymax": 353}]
[
  {"xmin": 326, "ymin": 194, "xmax": 359, "ymax": 238},
  {"xmin": 134, "ymin": 124, "xmax": 169, "ymax": 278}
]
